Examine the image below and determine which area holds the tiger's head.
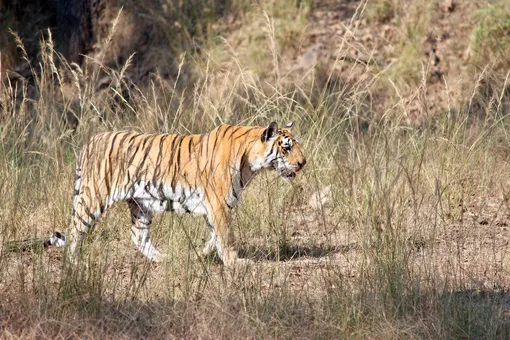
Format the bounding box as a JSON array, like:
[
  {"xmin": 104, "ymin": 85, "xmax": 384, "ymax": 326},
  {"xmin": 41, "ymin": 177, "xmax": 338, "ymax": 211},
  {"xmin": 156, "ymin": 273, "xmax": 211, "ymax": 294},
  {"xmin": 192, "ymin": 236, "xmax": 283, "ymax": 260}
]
[{"xmin": 252, "ymin": 121, "xmax": 306, "ymax": 181}]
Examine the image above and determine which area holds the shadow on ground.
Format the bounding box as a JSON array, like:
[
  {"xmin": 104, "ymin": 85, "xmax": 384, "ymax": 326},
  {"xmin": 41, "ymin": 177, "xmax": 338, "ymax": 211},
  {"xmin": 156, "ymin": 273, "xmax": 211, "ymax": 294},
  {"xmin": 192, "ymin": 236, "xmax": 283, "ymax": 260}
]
[{"xmin": 236, "ymin": 242, "xmax": 358, "ymax": 262}]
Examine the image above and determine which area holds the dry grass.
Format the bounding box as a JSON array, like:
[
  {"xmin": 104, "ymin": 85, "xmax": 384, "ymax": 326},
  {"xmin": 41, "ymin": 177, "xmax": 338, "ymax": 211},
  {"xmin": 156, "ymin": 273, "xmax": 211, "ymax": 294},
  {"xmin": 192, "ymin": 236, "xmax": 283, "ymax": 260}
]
[{"xmin": 2, "ymin": 0, "xmax": 510, "ymax": 338}]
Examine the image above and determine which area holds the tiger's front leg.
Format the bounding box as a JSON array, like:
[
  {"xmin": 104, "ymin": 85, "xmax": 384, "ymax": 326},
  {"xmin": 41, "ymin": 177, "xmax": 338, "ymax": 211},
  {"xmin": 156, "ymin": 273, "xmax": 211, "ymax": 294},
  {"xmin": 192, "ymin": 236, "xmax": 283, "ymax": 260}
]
[
  {"xmin": 206, "ymin": 200, "xmax": 249, "ymax": 266},
  {"xmin": 128, "ymin": 199, "xmax": 167, "ymax": 262},
  {"xmin": 202, "ymin": 223, "xmax": 217, "ymax": 258}
]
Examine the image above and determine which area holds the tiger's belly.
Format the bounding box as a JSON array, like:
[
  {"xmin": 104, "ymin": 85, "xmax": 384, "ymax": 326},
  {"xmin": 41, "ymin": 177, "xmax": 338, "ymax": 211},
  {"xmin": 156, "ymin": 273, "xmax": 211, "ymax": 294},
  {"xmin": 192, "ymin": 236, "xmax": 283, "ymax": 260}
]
[{"xmin": 130, "ymin": 181, "xmax": 208, "ymax": 216}]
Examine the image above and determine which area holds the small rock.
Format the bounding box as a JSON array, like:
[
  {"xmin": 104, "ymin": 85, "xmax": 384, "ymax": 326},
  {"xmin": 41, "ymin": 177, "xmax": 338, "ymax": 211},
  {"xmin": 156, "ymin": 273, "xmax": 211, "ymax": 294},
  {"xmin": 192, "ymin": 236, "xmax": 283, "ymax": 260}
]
[
  {"xmin": 308, "ymin": 185, "xmax": 333, "ymax": 210},
  {"xmin": 298, "ymin": 43, "xmax": 322, "ymax": 70}
]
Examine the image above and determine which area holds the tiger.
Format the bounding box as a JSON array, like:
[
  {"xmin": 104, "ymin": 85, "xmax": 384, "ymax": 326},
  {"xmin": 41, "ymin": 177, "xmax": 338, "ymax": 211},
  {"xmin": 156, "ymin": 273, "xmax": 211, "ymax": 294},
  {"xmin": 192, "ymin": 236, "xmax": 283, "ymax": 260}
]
[{"xmin": 65, "ymin": 122, "xmax": 306, "ymax": 266}]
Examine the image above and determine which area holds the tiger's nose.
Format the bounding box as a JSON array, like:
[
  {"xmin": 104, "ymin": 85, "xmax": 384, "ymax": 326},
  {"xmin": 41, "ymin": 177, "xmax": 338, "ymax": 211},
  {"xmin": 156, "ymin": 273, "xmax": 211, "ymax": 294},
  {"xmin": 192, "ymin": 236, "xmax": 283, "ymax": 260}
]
[{"xmin": 297, "ymin": 159, "xmax": 306, "ymax": 171}]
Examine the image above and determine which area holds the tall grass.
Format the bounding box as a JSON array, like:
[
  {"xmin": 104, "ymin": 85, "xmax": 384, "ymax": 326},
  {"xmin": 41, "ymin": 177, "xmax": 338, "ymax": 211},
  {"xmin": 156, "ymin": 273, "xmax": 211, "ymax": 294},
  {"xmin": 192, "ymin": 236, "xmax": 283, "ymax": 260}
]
[{"xmin": 2, "ymin": 3, "xmax": 510, "ymax": 338}]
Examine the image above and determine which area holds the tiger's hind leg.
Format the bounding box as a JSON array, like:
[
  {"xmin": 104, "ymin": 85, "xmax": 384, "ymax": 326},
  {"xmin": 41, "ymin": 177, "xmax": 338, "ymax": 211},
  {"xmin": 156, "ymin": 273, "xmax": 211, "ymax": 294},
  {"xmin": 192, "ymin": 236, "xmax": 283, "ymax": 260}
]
[
  {"xmin": 202, "ymin": 221, "xmax": 217, "ymax": 257},
  {"xmin": 66, "ymin": 162, "xmax": 103, "ymax": 264},
  {"xmin": 67, "ymin": 197, "xmax": 102, "ymax": 265},
  {"xmin": 128, "ymin": 199, "xmax": 166, "ymax": 262}
]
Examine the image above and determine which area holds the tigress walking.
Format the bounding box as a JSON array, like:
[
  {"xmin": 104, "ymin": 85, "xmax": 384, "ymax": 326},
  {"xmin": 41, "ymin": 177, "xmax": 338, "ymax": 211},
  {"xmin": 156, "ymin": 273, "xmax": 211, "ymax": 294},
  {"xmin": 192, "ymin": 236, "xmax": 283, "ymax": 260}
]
[{"xmin": 66, "ymin": 122, "xmax": 306, "ymax": 266}]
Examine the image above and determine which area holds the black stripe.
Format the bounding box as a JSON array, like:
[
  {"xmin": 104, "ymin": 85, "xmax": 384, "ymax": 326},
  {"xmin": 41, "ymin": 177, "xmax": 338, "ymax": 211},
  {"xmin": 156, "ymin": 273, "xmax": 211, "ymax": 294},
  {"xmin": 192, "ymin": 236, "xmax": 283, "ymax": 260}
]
[
  {"xmin": 170, "ymin": 136, "xmax": 184, "ymax": 189},
  {"xmin": 74, "ymin": 189, "xmax": 80, "ymax": 196},
  {"xmin": 167, "ymin": 136, "xmax": 179, "ymax": 170},
  {"xmin": 232, "ymin": 127, "xmax": 255, "ymax": 141},
  {"xmin": 187, "ymin": 136, "xmax": 193, "ymax": 162},
  {"xmin": 141, "ymin": 134, "xmax": 154, "ymax": 149},
  {"xmin": 127, "ymin": 138, "xmax": 144, "ymax": 166},
  {"xmin": 119, "ymin": 131, "xmax": 131, "ymax": 145},
  {"xmin": 198, "ymin": 133, "xmax": 206, "ymax": 146},
  {"xmin": 138, "ymin": 219, "xmax": 151, "ymax": 226},
  {"xmin": 83, "ymin": 205, "xmax": 96, "ymax": 222},
  {"xmin": 105, "ymin": 133, "xmax": 122, "ymax": 193},
  {"xmin": 232, "ymin": 187, "xmax": 238, "ymax": 201},
  {"xmin": 176, "ymin": 136, "xmax": 185, "ymax": 168},
  {"xmin": 216, "ymin": 125, "xmax": 231, "ymax": 149},
  {"xmin": 145, "ymin": 182, "xmax": 159, "ymax": 200},
  {"xmin": 222, "ymin": 125, "xmax": 235, "ymax": 140},
  {"xmin": 245, "ymin": 139, "xmax": 258, "ymax": 151},
  {"xmin": 205, "ymin": 132, "xmax": 211, "ymax": 156},
  {"xmin": 132, "ymin": 135, "xmax": 155, "ymax": 172},
  {"xmin": 129, "ymin": 185, "xmax": 136, "ymax": 197},
  {"xmin": 211, "ymin": 126, "xmax": 223, "ymax": 153},
  {"xmin": 135, "ymin": 135, "xmax": 157, "ymax": 180},
  {"xmin": 197, "ymin": 133, "xmax": 205, "ymax": 162},
  {"xmin": 116, "ymin": 132, "xmax": 133, "ymax": 170},
  {"xmin": 104, "ymin": 174, "xmax": 111, "ymax": 195},
  {"xmin": 268, "ymin": 141, "xmax": 277, "ymax": 156},
  {"xmin": 157, "ymin": 182, "xmax": 166, "ymax": 199},
  {"xmin": 152, "ymin": 135, "xmax": 168, "ymax": 186},
  {"xmin": 226, "ymin": 125, "xmax": 241, "ymax": 141},
  {"xmin": 117, "ymin": 131, "xmax": 132, "ymax": 146},
  {"xmin": 76, "ymin": 215, "xmax": 93, "ymax": 229},
  {"xmin": 225, "ymin": 198, "xmax": 234, "ymax": 209},
  {"xmin": 209, "ymin": 127, "xmax": 224, "ymax": 168},
  {"xmin": 126, "ymin": 133, "xmax": 143, "ymax": 155},
  {"xmin": 154, "ymin": 135, "xmax": 168, "ymax": 178}
]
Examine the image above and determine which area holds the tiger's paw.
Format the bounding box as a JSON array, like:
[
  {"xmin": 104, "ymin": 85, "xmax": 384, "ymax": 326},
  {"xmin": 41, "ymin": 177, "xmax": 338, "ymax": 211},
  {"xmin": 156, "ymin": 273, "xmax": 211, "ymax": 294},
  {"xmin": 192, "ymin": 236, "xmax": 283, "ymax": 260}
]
[
  {"xmin": 220, "ymin": 248, "xmax": 254, "ymax": 267},
  {"xmin": 202, "ymin": 243, "xmax": 216, "ymax": 257},
  {"xmin": 219, "ymin": 247, "xmax": 239, "ymax": 266}
]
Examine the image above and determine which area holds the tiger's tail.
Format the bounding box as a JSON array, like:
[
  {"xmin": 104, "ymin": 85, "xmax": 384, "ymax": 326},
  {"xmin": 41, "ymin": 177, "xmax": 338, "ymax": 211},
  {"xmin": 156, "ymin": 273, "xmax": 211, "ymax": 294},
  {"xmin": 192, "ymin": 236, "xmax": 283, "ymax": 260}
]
[
  {"xmin": 71, "ymin": 152, "xmax": 83, "ymax": 219},
  {"xmin": 52, "ymin": 153, "xmax": 84, "ymax": 248}
]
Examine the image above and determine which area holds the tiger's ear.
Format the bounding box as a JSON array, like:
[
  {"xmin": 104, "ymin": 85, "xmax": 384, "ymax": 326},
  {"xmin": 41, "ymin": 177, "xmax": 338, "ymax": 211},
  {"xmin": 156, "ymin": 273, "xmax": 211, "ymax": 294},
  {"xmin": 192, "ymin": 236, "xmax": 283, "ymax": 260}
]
[
  {"xmin": 261, "ymin": 122, "xmax": 278, "ymax": 142},
  {"xmin": 283, "ymin": 121, "xmax": 295, "ymax": 132}
]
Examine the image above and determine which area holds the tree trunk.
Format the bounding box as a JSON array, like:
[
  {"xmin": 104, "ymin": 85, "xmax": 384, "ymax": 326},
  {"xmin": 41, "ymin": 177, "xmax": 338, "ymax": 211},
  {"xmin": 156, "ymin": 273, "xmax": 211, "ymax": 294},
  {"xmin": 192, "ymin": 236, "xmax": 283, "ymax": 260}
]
[{"xmin": 56, "ymin": 0, "xmax": 93, "ymax": 64}]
